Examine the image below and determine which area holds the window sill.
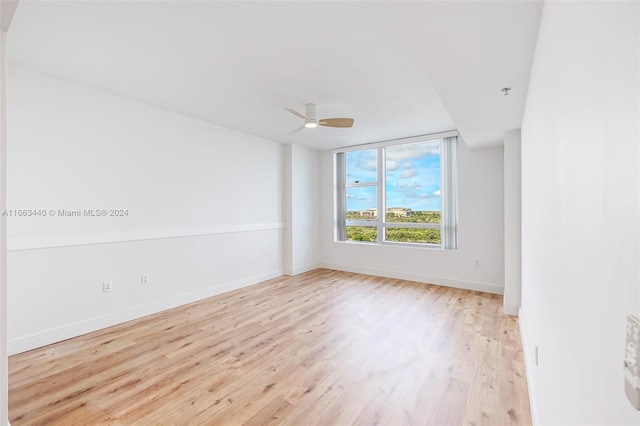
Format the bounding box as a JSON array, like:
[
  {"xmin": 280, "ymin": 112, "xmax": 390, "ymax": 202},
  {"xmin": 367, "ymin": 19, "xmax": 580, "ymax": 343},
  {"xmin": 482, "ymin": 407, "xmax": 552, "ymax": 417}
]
[{"xmin": 334, "ymin": 240, "xmax": 444, "ymax": 250}]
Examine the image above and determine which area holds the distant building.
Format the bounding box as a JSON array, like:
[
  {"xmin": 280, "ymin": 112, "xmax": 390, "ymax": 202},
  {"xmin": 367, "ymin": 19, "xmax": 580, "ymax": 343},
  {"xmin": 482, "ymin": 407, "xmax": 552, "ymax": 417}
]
[
  {"xmin": 359, "ymin": 208, "xmax": 378, "ymax": 218},
  {"xmin": 387, "ymin": 207, "xmax": 412, "ymax": 217},
  {"xmin": 358, "ymin": 207, "xmax": 412, "ymax": 218}
]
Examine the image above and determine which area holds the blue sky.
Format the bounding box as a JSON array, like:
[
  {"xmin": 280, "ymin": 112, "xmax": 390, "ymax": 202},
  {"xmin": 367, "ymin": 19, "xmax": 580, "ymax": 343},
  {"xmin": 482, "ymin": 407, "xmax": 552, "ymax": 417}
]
[{"xmin": 346, "ymin": 141, "xmax": 441, "ymax": 212}]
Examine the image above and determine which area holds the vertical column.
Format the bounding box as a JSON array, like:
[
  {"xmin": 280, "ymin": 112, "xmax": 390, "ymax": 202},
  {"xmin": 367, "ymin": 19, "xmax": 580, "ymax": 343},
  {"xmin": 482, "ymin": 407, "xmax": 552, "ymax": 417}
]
[
  {"xmin": 282, "ymin": 144, "xmax": 293, "ymax": 275},
  {"xmin": 503, "ymin": 129, "xmax": 521, "ymax": 316},
  {"xmin": 0, "ymin": 5, "xmax": 19, "ymax": 422},
  {"xmin": 0, "ymin": 29, "xmax": 7, "ymax": 426}
]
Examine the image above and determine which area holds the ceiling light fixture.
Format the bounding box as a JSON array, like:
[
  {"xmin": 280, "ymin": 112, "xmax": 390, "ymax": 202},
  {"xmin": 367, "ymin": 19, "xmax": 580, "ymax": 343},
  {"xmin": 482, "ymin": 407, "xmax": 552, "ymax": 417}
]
[{"xmin": 285, "ymin": 103, "xmax": 354, "ymax": 133}]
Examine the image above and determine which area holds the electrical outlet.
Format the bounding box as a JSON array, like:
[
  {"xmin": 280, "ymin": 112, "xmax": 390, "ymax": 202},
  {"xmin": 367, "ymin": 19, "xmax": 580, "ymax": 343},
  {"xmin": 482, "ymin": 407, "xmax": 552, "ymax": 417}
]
[
  {"xmin": 141, "ymin": 274, "xmax": 150, "ymax": 285},
  {"xmin": 474, "ymin": 260, "xmax": 481, "ymax": 268},
  {"xmin": 102, "ymin": 281, "xmax": 113, "ymax": 293},
  {"xmin": 624, "ymin": 314, "xmax": 640, "ymax": 410}
]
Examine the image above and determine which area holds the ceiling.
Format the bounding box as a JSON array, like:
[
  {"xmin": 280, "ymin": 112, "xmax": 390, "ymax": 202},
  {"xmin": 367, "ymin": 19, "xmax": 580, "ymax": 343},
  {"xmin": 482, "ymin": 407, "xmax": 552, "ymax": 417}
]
[{"xmin": 7, "ymin": 1, "xmax": 542, "ymax": 150}]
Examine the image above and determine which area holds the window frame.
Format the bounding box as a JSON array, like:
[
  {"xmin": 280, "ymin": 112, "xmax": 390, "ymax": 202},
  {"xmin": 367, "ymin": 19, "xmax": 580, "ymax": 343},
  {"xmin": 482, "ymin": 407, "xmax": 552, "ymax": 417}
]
[{"xmin": 334, "ymin": 131, "xmax": 458, "ymax": 249}]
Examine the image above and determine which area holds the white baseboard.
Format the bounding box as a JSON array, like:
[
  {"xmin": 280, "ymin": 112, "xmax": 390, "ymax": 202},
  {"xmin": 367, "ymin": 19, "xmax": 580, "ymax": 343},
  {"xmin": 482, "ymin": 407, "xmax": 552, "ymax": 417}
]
[
  {"xmin": 318, "ymin": 262, "xmax": 504, "ymax": 295},
  {"xmin": 8, "ymin": 268, "xmax": 283, "ymax": 355},
  {"xmin": 503, "ymin": 303, "xmax": 520, "ymax": 316},
  {"xmin": 518, "ymin": 307, "xmax": 539, "ymax": 425},
  {"xmin": 284, "ymin": 263, "xmax": 322, "ymax": 276}
]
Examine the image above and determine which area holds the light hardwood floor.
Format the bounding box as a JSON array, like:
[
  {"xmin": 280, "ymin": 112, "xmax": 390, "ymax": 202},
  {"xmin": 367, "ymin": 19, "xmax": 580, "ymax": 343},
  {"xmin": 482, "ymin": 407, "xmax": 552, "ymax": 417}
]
[{"xmin": 9, "ymin": 269, "xmax": 531, "ymax": 425}]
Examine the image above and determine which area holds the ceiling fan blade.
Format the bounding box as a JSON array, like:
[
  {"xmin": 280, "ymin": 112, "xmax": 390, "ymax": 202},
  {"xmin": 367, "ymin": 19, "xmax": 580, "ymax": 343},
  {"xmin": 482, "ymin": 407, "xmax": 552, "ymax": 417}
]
[
  {"xmin": 319, "ymin": 118, "xmax": 354, "ymax": 128},
  {"xmin": 284, "ymin": 107, "xmax": 309, "ymax": 120},
  {"xmin": 289, "ymin": 125, "xmax": 305, "ymax": 134}
]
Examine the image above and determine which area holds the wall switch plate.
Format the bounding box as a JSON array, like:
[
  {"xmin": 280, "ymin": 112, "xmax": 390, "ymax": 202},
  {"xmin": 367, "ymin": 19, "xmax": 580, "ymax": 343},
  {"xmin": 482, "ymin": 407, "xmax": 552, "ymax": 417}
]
[
  {"xmin": 624, "ymin": 314, "xmax": 640, "ymax": 410},
  {"xmin": 102, "ymin": 281, "xmax": 113, "ymax": 293},
  {"xmin": 141, "ymin": 274, "xmax": 150, "ymax": 285}
]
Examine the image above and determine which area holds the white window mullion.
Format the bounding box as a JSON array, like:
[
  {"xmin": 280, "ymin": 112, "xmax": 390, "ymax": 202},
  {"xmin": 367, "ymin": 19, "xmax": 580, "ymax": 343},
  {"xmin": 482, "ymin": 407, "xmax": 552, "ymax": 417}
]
[
  {"xmin": 345, "ymin": 182, "xmax": 377, "ymax": 189},
  {"xmin": 381, "ymin": 222, "xmax": 441, "ymax": 229},
  {"xmin": 347, "ymin": 219, "xmax": 380, "ymax": 227}
]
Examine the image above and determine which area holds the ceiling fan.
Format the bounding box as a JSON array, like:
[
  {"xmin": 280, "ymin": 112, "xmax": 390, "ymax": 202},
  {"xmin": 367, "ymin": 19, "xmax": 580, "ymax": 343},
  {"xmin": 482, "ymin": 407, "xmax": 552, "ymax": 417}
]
[{"xmin": 285, "ymin": 103, "xmax": 354, "ymax": 133}]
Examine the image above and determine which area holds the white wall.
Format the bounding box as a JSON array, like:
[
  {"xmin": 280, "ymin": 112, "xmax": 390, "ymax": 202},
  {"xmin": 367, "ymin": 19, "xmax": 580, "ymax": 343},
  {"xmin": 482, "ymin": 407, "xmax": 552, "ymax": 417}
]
[
  {"xmin": 0, "ymin": 29, "xmax": 7, "ymax": 426},
  {"xmin": 520, "ymin": 1, "xmax": 640, "ymax": 424},
  {"xmin": 7, "ymin": 67, "xmax": 284, "ymax": 354},
  {"xmin": 288, "ymin": 144, "xmax": 320, "ymax": 275},
  {"xmin": 319, "ymin": 140, "xmax": 505, "ymax": 294},
  {"xmin": 504, "ymin": 129, "xmax": 521, "ymax": 315}
]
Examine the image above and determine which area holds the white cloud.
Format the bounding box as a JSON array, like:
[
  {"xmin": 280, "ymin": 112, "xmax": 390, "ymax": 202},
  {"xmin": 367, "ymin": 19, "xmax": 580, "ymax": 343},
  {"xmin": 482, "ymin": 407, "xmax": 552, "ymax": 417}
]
[
  {"xmin": 403, "ymin": 192, "xmax": 440, "ymax": 200},
  {"xmin": 397, "ymin": 181, "xmax": 421, "ymax": 190},
  {"xmin": 403, "ymin": 162, "xmax": 414, "ymax": 169},
  {"xmin": 357, "ymin": 159, "xmax": 377, "ymax": 171},
  {"xmin": 346, "ymin": 193, "xmax": 370, "ymax": 201},
  {"xmin": 400, "ymin": 169, "xmax": 417, "ymax": 178},
  {"xmin": 349, "ymin": 149, "xmax": 378, "ymax": 173},
  {"xmin": 433, "ymin": 190, "xmax": 441, "ymax": 196},
  {"xmin": 386, "ymin": 142, "xmax": 439, "ymax": 161},
  {"xmin": 386, "ymin": 160, "xmax": 399, "ymax": 171},
  {"xmin": 393, "ymin": 190, "xmax": 430, "ymax": 200}
]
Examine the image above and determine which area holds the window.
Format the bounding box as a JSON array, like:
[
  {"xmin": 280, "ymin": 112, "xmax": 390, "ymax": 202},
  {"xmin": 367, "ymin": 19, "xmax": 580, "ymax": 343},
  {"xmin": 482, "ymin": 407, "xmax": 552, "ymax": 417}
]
[{"xmin": 335, "ymin": 133, "xmax": 458, "ymax": 249}]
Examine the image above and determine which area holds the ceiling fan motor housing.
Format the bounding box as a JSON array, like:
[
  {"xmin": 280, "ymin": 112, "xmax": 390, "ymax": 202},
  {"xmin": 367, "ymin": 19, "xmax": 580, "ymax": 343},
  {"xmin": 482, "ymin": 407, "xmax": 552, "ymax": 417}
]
[{"xmin": 305, "ymin": 103, "xmax": 317, "ymax": 121}]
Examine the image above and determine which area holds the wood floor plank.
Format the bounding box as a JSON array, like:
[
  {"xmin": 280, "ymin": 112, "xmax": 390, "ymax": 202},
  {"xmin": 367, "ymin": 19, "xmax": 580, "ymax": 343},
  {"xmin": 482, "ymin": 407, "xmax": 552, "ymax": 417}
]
[{"xmin": 9, "ymin": 269, "xmax": 531, "ymax": 425}]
